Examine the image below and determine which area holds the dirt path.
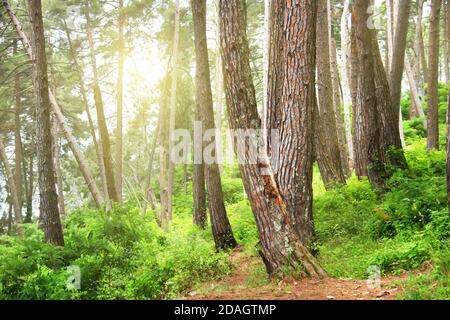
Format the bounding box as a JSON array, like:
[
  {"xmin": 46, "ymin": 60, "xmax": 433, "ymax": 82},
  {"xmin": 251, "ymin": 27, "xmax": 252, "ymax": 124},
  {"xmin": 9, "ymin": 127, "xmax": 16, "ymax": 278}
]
[{"xmin": 185, "ymin": 249, "xmax": 408, "ymax": 300}]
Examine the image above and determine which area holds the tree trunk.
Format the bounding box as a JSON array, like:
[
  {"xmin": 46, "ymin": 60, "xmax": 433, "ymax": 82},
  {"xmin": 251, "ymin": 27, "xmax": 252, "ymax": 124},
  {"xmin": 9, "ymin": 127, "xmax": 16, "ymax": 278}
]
[
  {"xmin": 386, "ymin": 0, "xmax": 394, "ymax": 74},
  {"xmin": 27, "ymin": 0, "xmax": 64, "ymax": 245},
  {"xmin": 25, "ymin": 155, "xmax": 33, "ymax": 223},
  {"xmin": 328, "ymin": 1, "xmax": 350, "ymax": 176},
  {"xmin": 351, "ymin": 0, "xmax": 390, "ymax": 189},
  {"xmin": 427, "ymin": 0, "xmax": 442, "ymax": 151},
  {"xmin": 115, "ymin": 0, "xmax": 125, "ymax": 202},
  {"xmin": 191, "ymin": 0, "xmax": 237, "ymax": 249},
  {"xmin": 0, "ymin": 137, "xmax": 23, "ymax": 235},
  {"xmin": 166, "ymin": 0, "xmax": 181, "ymax": 226},
  {"xmin": 220, "ymin": 0, "xmax": 326, "ymax": 276},
  {"xmin": 405, "ymin": 56, "xmax": 427, "ymax": 126},
  {"xmin": 13, "ymin": 41, "xmax": 23, "ymax": 214},
  {"xmin": 340, "ymin": 0, "xmax": 354, "ymax": 164},
  {"xmin": 62, "ymin": 21, "xmax": 110, "ymax": 209},
  {"xmin": 388, "ymin": 0, "xmax": 411, "ymax": 145},
  {"xmin": 313, "ymin": 0, "xmax": 347, "ymax": 187},
  {"xmin": 193, "ymin": 120, "xmax": 207, "ymax": 230},
  {"xmin": 51, "ymin": 117, "xmax": 65, "ymax": 218},
  {"xmin": 84, "ymin": 1, "xmax": 119, "ymax": 202}
]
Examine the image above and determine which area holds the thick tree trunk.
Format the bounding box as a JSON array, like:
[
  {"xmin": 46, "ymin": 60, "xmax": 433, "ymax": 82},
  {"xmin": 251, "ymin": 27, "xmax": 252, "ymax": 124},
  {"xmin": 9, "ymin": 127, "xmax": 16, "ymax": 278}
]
[
  {"xmin": 166, "ymin": 0, "xmax": 181, "ymax": 226},
  {"xmin": 0, "ymin": 137, "xmax": 23, "ymax": 235},
  {"xmin": 220, "ymin": 0, "xmax": 326, "ymax": 276},
  {"xmin": 191, "ymin": 0, "xmax": 237, "ymax": 249},
  {"xmin": 27, "ymin": 0, "xmax": 64, "ymax": 246},
  {"xmin": 115, "ymin": 0, "xmax": 125, "ymax": 202},
  {"xmin": 314, "ymin": 0, "xmax": 347, "ymax": 187},
  {"xmin": 427, "ymin": 0, "xmax": 442, "ymax": 151},
  {"xmin": 85, "ymin": 2, "xmax": 119, "ymax": 202}
]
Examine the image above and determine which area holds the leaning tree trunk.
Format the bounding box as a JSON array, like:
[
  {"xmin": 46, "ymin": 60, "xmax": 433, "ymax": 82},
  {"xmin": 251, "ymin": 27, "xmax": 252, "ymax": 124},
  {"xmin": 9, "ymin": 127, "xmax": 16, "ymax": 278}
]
[
  {"xmin": 27, "ymin": 0, "xmax": 64, "ymax": 246},
  {"xmin": 191, "ymin": 0, "xmax": 237, "ymax": 250},
  {"xmin": 219, "ymin": 0, "xmax": 326, "ymax": 277},
  {"xmin": 427, "ymin": 0, "xmax": 442, "ymax": 151},
  {"xmin": 85, "ymin": 1, "xmax": 119, "ymax": 202},
  {"xmin": 0, "ymin": 137, "xmax": 23, "ymax": 235},
  {"xmin": 62, "ymin": 21, "xmax": 110, "ymax": 209}
]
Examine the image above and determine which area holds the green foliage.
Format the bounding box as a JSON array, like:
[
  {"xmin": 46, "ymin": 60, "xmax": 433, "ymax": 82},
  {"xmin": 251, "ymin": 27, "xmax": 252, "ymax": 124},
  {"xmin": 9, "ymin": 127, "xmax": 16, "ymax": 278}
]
[
  {"xmin": 0, "ymin": 205, "xmax": 229, "ymax": 300},
  {"xmin": 403, "ymin": 118, "xmax": 427, "ymax": 145}
]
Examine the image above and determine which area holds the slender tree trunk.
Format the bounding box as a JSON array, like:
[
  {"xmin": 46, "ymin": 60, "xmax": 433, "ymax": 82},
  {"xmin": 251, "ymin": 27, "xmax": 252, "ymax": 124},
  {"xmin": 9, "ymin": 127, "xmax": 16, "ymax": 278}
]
[
  {"xmin": 51, "ymin": 118, "xmax": 65, "ymax": 218},
  {"xmin": 340, "ymin": 0, "xmax": 354, "ymax": 164},
  {"xmin": 443, "ymin": 0, "xmax": 449, "ymax": 83},
  {"xmin": 328, "ymin": 1, "xmax": 350, "ymax": 176},
  {"xmin": 215, "ymin": 0, "xmax": 224, "ymax": 168},
  {"xmin": 0, "ymin": 137, "xmax": 23, "ymax": 235},
  {"xmin": 13, "ymin": 41, "xmax": 23, "ymax": 214},
  {"xmin": 27, "ymin": 0, "xmax": 64, "ymax": 246},
  {"xmin": 405, "ymin": 56, "xmax": 427, "ymax": 125},
  {"xmin": 446, "ymin": 0, "xmax": 450, "ymax": 214},
  {"xmin": 191, "ymin": 0, "xmax": 237, "ymax": 249},
  {"xmin": 25, "ymin": 155, "xmax": 33, "ymax": 222},
  {"xmin": 166, "ymin": 0, "xmax": 181, "ymax": 226},
  {"xmin": 313, "ymin": 0, "xmax": 347, "ymax": 187},
  {"xmin": 84, "ymin": 1, "xmax": 119, "ymax": 202},
  {"xmin": 427, "ymin": 0, "xmax": 442, "ymax": 151},
  {"xmin": 7, "ymin": 203, "xmax": 12, "ymax": 235},
  {"xmin": 220, "ymin": 0, "xmax": 326, "ymax": 276},
  {"xmin": 115, "ymin": 0, "xmax": 125, "ymax": 202},
  {"xmin": 193, "ymin": 120, "xmax": 207, "ymax": 229},
  {"xmin": 386, "ymin": 0, "xmax": 394, "ymax": 74}
]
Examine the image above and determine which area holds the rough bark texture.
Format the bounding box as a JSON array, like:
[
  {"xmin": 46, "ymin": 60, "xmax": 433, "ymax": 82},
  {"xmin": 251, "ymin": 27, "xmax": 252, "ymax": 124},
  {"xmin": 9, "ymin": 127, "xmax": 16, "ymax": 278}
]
[
  {"xmin": 27, "ymin": 0, "xmax": 64, "ymax": 246},
  {"xmin": 115, "ymin": 0, "xmax": 124, "ymax": 202},
  {"xmin": 191, "ymin": 0, "xmax": 237, "ymax": 249},
  {"xmin": 427, "ymin": 0, "xmax": 442, "ymax": 151},
  {"xmin": 266, "ymin": 0, "xmax": 318, "ymax": 244},
  {"xmin": 313, "ymin": 0, "xmax": 347, "ymax": 187},
  {"xmin": 85, "ymin": 2, "xmax": 119, "ymax": 202},
  {"xmin": 219, "ymin": 0, "xmax": 326, "ymax": 277}
]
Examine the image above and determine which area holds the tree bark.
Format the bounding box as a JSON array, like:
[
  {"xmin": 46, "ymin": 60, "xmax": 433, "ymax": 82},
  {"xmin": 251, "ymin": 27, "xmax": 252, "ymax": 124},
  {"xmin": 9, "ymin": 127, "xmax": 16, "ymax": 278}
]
[
  {"xmin": 220, "ymin": 0, "xmax": 326, "ymax": 276},
  {"xmin": 27, "ymin": 0, "xmax": 64, "ymax": 245},
  {"xmin": 191, "ymin": 0, "xmax": 237, "ymax": 249},
  {"xmin": 427, "ymin": 0, "xmax": 442, "ymax": 151},
  {"xmin": 84, "ymin": 1, "xmax": 119, "ymax": 202},
  {"xmin": 51, "ymin": 117, "xmax": 65, "ymax": 218}
]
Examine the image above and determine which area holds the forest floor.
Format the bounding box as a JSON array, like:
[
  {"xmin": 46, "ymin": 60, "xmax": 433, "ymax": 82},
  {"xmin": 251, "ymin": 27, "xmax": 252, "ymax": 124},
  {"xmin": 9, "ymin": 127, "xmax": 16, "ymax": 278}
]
[{"xmin": 184, "ymin": 248, "xmax": 417, "ymax": 300}]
